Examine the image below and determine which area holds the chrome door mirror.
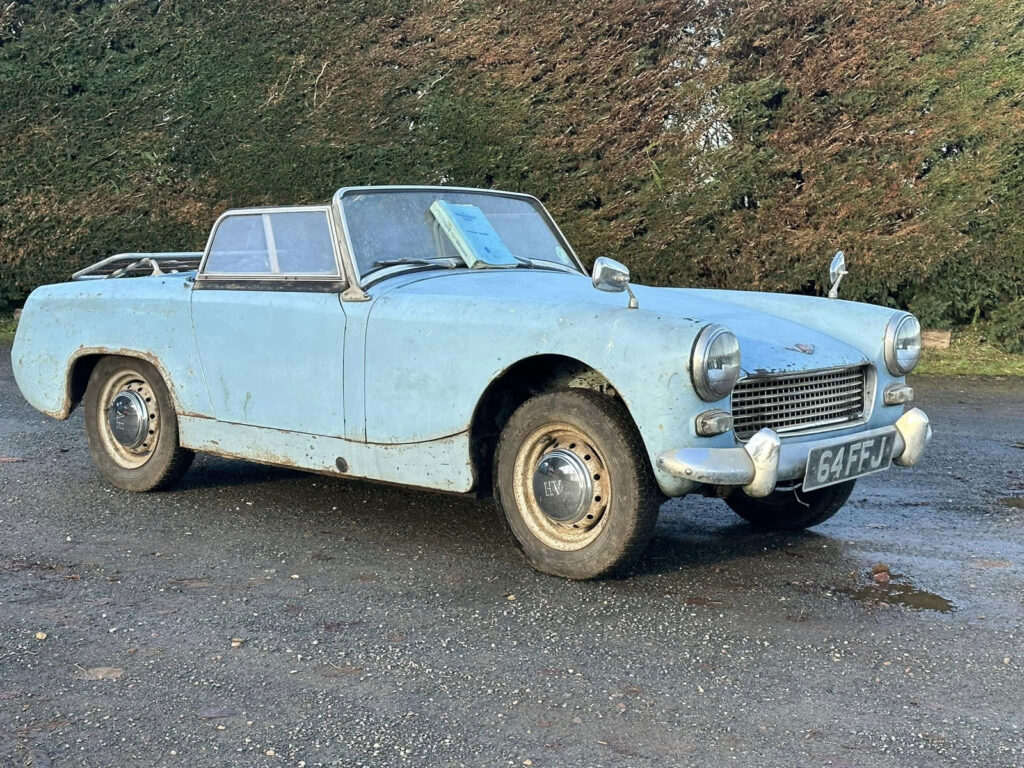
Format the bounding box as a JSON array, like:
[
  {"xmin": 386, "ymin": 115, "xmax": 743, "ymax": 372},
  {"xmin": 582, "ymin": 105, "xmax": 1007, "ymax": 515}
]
[
  {"xmin": 591, "ymin": 257, "xmax": 638, "ymax": 309},
  {"xmin": 828, "ymin": 250, "xmax": 847, "ymax": 299}
]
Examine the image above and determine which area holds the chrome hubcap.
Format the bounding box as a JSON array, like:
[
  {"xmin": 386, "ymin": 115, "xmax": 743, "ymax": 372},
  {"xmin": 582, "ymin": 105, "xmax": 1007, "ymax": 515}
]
[
  {"xmin": 97, "ymin": 369, "xmax": 160, "ymax": 469},
  {"xmin": 512, "ymin": 423, "xmax": 611, "ymax": 552},
  {"xmin": 532, "ymin": 449, "xmax": 593, "ymax": 524},
  {"xmin": 108, "ymin": 390, "xmax": 149, "ymax": 449}
]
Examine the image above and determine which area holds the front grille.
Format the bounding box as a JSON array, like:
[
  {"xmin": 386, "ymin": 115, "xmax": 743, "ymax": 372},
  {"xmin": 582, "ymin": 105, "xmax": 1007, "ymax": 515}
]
[{"xmin": 731, "ymin": 365, "xmax": 868, "ymax": 440}]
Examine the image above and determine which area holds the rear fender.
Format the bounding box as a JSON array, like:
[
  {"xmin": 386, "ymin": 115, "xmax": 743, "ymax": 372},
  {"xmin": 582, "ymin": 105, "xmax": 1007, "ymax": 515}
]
[{"xmin": 10, "ymin": 278, "xmax": 213, "ymax": 420}]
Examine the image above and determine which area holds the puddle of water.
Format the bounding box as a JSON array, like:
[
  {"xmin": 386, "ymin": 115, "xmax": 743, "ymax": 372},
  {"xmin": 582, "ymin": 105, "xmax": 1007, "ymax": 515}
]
[
  {"xmin": 1000, "ymin": 497, "xmax": 1024, "ymax": 510},
  {"xmin": 846, "ymin": 580, "xmax": 955, "ymax": 613}
]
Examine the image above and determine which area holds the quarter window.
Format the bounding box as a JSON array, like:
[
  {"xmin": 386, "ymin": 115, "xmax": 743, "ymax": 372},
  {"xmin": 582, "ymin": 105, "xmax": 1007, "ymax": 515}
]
[
  {"xmin": 205, "ymin": 214, "xmax": 269, "ymax": 275},
  {"xmin": 204, "ymin": 210, "xmax": 339, "ymax": 276}
]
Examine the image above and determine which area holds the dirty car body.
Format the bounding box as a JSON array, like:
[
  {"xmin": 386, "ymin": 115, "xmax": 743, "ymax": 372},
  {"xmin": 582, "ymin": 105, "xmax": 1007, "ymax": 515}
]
[{"xmin": 11, "ymin": 186, "xmax": 932, "ymax": 578}]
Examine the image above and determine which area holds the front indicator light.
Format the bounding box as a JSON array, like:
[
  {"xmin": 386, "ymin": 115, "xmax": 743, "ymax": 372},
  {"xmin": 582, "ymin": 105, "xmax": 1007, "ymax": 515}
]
[
  {"xmin": 883, "ymin": 383, "xmax": 915, "ymax": 406},
  {"xmin": 696, "ymin": 409, "xmax": 733, "ymax": 436}
]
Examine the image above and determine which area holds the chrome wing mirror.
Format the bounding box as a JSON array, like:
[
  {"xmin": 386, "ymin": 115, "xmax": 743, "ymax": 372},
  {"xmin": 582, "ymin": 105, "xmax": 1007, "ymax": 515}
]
[
  {"xmin": 591, "ymin": 257, "xmax": 639, "ymax": 309},
  {"xmin": 827, "ymin": 250, "xmax": 847, "ymax": 299}
]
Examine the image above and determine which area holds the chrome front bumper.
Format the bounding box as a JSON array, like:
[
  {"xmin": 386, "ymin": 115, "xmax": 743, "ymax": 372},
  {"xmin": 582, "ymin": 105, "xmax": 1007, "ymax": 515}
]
[{"xmin": 656, "ymin": 408, "xmax": 932, "ymax": 498}]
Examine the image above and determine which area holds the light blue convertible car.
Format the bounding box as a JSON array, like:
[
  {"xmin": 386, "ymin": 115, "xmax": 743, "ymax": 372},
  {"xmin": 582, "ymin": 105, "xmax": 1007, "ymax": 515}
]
[{"xmin": 11, "ymin": 186, "xmax": 931, "ymax": 579}]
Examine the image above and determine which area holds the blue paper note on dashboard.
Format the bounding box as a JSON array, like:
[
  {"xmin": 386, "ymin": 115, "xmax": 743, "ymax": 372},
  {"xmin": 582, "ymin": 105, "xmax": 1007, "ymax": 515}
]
[{"xmin": 429, "ymin": 200, "xmax": 518, "ymax": 268}]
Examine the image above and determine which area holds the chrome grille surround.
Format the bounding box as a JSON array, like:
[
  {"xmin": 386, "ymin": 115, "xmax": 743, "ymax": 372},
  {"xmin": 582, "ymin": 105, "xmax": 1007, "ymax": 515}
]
[{"xmin": 731, "ymin": 365, "xmax": 869, "ymax": 441}]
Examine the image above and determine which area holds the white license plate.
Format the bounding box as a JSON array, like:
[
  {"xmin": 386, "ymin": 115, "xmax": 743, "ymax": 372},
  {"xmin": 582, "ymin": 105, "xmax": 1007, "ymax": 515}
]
[{"xmin": 803, "ymin": 432, "xmax": 896, "ymax": 491}]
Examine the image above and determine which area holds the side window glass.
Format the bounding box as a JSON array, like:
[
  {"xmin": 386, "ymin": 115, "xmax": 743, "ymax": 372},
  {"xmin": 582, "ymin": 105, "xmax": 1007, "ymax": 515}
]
[
  {"xmin": 205, "ymin": 215, "xmax": 271, "ymax": 274},
  {"xmin": 269, "ymin": 211, "xmax": 337, "ymax": 274},
  {"xmin": 203, "ymin": 211, "xmax": 338, "ymax": 276}
]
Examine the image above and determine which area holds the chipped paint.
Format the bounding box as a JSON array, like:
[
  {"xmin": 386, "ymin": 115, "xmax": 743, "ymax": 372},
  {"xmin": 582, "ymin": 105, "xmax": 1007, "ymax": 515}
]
[
  {"xmin": 12, "ymin": 277, "xmax": 213, "ymax": 420},
  {"xmin": 12, "ymin": 236, "xmax": 912, "ymax": 500},
  {"xmin": 178, "ymin": 416, "xmax": 475, "ymax": 493}
]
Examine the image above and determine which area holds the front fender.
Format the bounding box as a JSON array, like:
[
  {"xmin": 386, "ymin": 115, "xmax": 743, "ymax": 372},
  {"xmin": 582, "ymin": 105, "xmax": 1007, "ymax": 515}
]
[{"xmin": 361, "ymin": 284, "xmax": 711, "ymax": 495}]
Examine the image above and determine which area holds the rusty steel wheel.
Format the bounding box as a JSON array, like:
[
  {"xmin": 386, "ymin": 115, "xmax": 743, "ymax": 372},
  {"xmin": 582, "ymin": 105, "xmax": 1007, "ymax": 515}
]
[
  {"xmin": 84, "ymin": 356, "xmax": 194, "ymax": 492},
  {"xmin": 511, "ymin": 423, "xmax": 612, "ymax": 551},
  {"xmin": 494, "ymin": 389, "xmax": 661, "ymax": 579},
  {"xmin": 95, "ymin": 367, "xmax": 161, "ymax": 470}
]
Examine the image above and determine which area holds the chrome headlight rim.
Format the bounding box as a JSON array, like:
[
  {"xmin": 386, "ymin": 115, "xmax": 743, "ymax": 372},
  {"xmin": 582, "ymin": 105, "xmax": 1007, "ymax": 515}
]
[
  {"xmin": 884, "ymin": 312, "xmax": 922, "ymax": 375},
  {"xmin": 691, "ymin": 323, "xmax": 742, "ymax": 402}
]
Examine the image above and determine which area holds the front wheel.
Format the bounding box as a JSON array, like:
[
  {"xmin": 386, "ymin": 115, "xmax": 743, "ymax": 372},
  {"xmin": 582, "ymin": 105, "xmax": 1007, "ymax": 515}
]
[
  {"xmin": 725, "ymin": 480, "xmax": 855, "ymax": 531},
  {"xmin": 493, "ymin": 389, "xmax": 661, "ymax": 579},
  {"xmin": 84, "ymin": 356, "xmax": 194, "ymax": 492}
]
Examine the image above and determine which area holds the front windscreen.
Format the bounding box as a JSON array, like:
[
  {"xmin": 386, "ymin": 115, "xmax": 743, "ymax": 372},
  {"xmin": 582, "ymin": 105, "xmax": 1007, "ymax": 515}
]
[{"xmin": 339, "ymin": 189, "xmax": 579, "ymax": 276}]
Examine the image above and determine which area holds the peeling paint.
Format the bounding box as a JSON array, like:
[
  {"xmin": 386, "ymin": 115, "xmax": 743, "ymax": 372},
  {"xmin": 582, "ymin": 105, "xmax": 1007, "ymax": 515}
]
[
  {"xmin": 11, "ymin": 247, "xmax": 910, "ymax": 502},
  {"xmin": 178, "ymin": 416, "xmax": 475, "ymax": 493}
]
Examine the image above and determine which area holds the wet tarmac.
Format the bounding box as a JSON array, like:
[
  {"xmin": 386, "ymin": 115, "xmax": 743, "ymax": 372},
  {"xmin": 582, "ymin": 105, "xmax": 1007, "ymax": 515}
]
[{"xmin": 1, "ymin": 345, "xmax": 1022, "ymax": 767}]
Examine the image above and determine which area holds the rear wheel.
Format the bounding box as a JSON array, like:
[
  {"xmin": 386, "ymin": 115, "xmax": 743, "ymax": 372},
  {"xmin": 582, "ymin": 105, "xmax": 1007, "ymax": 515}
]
[
  {"xmin": 725, "ymin": 480, "xmax": 855, "ymax": 530},
  {"xmin": 84, "ymin": 356, "xmax": 194, "ymax": 492},
  {"xmin": 493, "ymin": 389, "xmax": 661, "ymax": 579}
]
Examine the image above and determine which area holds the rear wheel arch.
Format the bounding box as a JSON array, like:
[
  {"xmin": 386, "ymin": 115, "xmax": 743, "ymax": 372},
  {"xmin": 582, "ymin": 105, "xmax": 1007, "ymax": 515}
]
[
  {"xmin": 67, "ymin": 353, "xmax": 104, "ymax": 416},
  {"xmin": 468, "ymin": 354, "xmax": 643, "ymax": 497},
  {"xmin": 67, "ymin": 349, "xmax": 182, "ymax": 418}
]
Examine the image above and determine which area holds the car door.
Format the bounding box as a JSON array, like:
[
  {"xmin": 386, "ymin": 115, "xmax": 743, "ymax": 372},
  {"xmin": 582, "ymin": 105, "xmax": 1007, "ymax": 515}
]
[{"xmin": 190, "ymin": 206, "xmax": 348, "ymax": 437}]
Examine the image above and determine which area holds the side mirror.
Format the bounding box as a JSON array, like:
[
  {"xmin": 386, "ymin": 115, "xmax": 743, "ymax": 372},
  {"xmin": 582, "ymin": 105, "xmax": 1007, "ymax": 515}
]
[
  {"xmin": 591, "ymin": 257, "xmax": 639, "ymax": 309},
  {"xmin": 828, "ymin": 250, "xmax": 847, "ymax": 299}
]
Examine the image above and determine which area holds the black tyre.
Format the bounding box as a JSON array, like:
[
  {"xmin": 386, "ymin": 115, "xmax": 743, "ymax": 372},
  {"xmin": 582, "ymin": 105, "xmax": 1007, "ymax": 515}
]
[
  {"xmin": 493, "ymin": 389, "xmax": 661, "ymax": 579},
  {"xmin": 83, "ymin": 356, "xmax": 194, "ymax": 492},
  {"xmin": 725, "ymin": 480, "xmax": 855, "ymax": 531}
]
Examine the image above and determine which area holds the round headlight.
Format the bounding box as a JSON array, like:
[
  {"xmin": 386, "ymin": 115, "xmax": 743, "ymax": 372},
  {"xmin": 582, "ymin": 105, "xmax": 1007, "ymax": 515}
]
[
  {"xmin": 691, "ymin": 324, "xmax": 742, "ymax": 401},
  {"xmin": 884, "ymin": 313, "xmax": 922, "ymax": 374}
]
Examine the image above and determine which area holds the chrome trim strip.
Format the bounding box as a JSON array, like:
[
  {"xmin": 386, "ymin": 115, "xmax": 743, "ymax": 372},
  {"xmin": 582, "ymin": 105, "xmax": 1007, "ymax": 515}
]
[
  {"xmin": 197, "ymin": 205, "xmax": 347, "ymax": 283},
  {"xmin": 734, "ymin": 362, "xmax": 869, "ymax": 381},
  {"xmin": 192, "ymin": 278, "xmax": 347, "ymax": 293},
  {"xmin": 331, "ymin": 185, "xmax": 587, "ymax": 292}
]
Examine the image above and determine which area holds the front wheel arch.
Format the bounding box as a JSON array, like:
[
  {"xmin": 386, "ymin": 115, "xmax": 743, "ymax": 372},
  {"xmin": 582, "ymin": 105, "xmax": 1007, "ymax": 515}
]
[{"xmin": 467, "ymin": 354, "xmax": 642, "ymax": 497}]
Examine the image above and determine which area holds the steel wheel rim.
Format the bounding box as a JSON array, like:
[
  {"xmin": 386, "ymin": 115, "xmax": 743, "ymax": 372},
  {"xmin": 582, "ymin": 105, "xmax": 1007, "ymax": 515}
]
[
  {"xmin": 97, "ymin": 368, "xmax": 160, "ymax": 469},
  {"xmin": 512, "ymin": 422, "xmax": 611, "ymax": 551}
]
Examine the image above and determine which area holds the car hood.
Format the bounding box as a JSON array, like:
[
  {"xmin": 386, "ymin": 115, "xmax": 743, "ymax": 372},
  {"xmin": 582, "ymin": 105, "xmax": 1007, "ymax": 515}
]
[
  {"xmin": 377, "ymin": 269, "xmax": 871, "ymax": 375},
  {"xmin": 633, "ymin": 283, "xmax": 870, "ymax": 375}
]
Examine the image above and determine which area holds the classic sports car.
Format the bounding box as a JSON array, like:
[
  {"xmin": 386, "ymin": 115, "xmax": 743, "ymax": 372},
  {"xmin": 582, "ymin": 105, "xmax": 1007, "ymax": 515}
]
[{"xmin": 11, "ymin": 186, "xmax": 931, "ymax": 579}]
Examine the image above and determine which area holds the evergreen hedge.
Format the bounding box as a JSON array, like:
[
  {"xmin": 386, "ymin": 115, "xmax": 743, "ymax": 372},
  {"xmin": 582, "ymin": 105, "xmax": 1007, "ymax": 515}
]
[{"xmin": 1, "ymin": 1, "xmax": 1021, "ymax": 342}]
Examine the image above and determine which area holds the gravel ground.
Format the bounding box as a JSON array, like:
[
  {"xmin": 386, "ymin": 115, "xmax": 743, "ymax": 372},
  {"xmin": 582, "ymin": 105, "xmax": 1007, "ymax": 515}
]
[{"xmin": 1, "ymin": 344, "xmax": 1022, "ymax": 767}]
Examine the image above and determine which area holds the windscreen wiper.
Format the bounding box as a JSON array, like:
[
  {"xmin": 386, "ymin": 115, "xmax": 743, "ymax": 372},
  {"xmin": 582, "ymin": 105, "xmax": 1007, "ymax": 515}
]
[
  {"xmin": 372, "ymin": 258, "xmax": 459, "ymax": 269},
  {"xmin": 510, "ymin": 256, "xmax": 578, "ymax": 274}
]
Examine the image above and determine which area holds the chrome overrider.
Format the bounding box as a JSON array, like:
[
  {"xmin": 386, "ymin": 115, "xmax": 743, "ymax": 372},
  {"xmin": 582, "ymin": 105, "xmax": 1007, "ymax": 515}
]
[{"xmin": 656, "ymin": 407, "xmax": 932, "ymax": 498}]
